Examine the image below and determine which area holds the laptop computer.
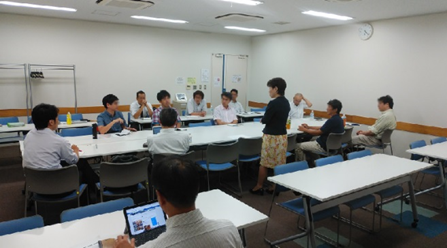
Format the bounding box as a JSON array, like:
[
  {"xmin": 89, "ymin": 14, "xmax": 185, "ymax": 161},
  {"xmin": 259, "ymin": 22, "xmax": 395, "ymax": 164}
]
[{"xmin": 123, "ymin": 201, "xmax": 167, "ymax": 247}]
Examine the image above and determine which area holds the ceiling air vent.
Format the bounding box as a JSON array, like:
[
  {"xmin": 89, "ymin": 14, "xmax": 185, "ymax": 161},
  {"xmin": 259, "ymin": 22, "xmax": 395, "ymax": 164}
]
[
  {"xmin": 215, "ymin": 13, "xmax": 263, "ymax": 22},
  {"xmin": 96, "ymin": 0, "xmax": 154, "ymax": 10}
]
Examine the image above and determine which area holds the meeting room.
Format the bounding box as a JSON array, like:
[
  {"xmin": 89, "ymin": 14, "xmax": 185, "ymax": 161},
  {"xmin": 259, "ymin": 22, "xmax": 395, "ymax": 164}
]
[{"xmin": 1, "ymin": 0, "xmax": 447, "ymax": 247}]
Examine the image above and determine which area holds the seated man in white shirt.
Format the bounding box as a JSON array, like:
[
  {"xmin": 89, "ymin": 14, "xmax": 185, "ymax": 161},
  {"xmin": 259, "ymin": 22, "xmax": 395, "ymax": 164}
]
[
  {"xmin": 115, "ymin": 157, "xmax": 243, "ymax": 248},
  {"xmin": 289, "ymin": 93, "xmax": 312, "ymax": 119},
  {"xmin": 229, "ymin": 89, "xmax": 244, "ymax": 114},
  {"xmin": 214, "ymin": 92, "xmax": 238, "ymax": 125},
  {"xmin": 352, "ymin": 95, "xmax": 397, "ymax": 146},
  {"xmin": 23, "ymin": 103, "xmax": 99, "ymax": 195},
  {"xmin": 130, "ymin": 90, "xmax": 153, "ymax": 129},
  {"xmin": 187, "ymin": 90, "xmax": 207, "ymax": 117},
  {"xmin": 147, "ymin": 108, "xmax": 189, "ymax": 155}
]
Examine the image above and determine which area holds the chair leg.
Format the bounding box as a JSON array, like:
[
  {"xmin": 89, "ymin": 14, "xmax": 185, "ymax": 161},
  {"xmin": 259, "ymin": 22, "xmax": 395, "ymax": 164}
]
[
  {"xmin": 206, "ymin": 169, "xmax": 210, "ymax": 191},
  {"xmin": 264, "ymin": 194, "xmax": 277, "ymax": 237},
  {"xmin": 390, "ymin": 144, "xmax": 394, "ymax": 155},
  {"xmin": 237, "ymin": 162, "xmax": 242, "ymax": 195},
  {"xmin": 400, "ymin": 192, "xmax": 404, "ymax": 222}
]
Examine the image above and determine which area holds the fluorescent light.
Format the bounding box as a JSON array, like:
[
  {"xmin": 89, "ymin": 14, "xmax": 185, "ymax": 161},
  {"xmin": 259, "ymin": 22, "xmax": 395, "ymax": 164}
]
[
  {"xmin": 131, "ymin": 15, "xmax": 188, "ymax": 24},
  {"xmin": 302, "ymin": 10, "xmax": 353, "ymax": 21},
  {"xmin": 225, "ymin": 26, "xmax": 266, "ymax": 33},
  {"xmin": 0, "ymin": 1, "xmax": 76, "ymax": 12},
  {"xmin": 221, "ymin": 0, "xmax": 263, "ymax": 6}
]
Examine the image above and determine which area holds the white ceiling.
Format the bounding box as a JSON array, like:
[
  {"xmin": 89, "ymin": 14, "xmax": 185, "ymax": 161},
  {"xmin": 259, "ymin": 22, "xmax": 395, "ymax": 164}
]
[{"xmin": 1, "ymin": 0, "xmax": 447, "ymax": 36}]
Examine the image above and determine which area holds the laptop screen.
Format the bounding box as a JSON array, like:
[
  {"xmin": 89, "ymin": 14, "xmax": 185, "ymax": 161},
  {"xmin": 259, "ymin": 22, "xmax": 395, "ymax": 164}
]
[{"xmin": 124, "ymin": 201, "xmax": 167, "ymax": 236}]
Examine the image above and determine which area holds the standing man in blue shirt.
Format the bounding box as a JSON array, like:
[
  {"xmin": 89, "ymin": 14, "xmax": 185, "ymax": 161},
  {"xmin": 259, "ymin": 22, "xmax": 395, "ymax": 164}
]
[
  {"xmin": 97, "ymin": 94, "xmax": 136, "ymax": 134},
  {"xmin": 295, "ymin": 99, "xmax": 344, "ymax": 163}
]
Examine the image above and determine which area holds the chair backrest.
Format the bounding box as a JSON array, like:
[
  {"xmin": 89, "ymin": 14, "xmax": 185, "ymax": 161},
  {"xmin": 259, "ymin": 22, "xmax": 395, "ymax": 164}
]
[
  {"xmin": 27, "ymin": 116, "xmax": 33, "ymax": 124},
  {"xmin": 274, "ymin": 161, "xmax": 309, "ymax": 193},
  {"xmin": 409, "ymin": 140, "xmax": 427, "ymax": 161},
  {"xmin": 381, "ymin": 129, "xmax": 394, "ymax": 144},
  {"xmin": 58, "ymin": 114, "xmax": 83, "ymax": 122},
  {"xmin": 251, "ymin": 108, "xmax": 265, "ymax": 112},
  {"xmin": 210, "ymin": 119, "xmax": 216, "ymax": 125},
  {"xmin": 0, "ymin": 215, "xmax": 44, "ymax": 236},
  {"xmin": 287, "ymin": 134, "xmax": 297, "ymax": 152},
  {"xmin": 152, "ymin": 126, "xmax": 162, "ymax": 134},
  {"xmin": 347, "ymin": 150, "xmax": 372, "ymax": 160},
  {"xmin": 238, "ymin": 137, "xmax": 262, "ymax": 157},
  {"xmin": 347, "ymin": 149, "xmax": 372, "ymax": 160},
  {"xmin": 431, "ymin": 137, "xmax": 447, "ymax": 145},
  {"xmin": 60, "ymin": 127, "xmax": 93, "ymax": 137},
  {"xmin": 60, "ymin": 198, "xmax": 134, "ymax": 223},
  {"xmin": 100, "ymin": 158, "xmax": 149, "ymax": 188},
  {"xmin": 189, "ymin": 121, "xmax": 212, "ymax": 128},
  {"xmin": 253, "ymin": 118, "xmax": 262, "ymax": 122},
  {"xmin": 152, "ymin": 151, "xmax": 196, "ymax": 165},
  {"xmin": 341, "ymin": 126, "xmax": 353, "ymax": 144},
  {"xmin": 315, "ymin": 155, "xmax": 344, "ymax": 167},
  {"xmin": 206, "ymin": 141, "xmax": 239, "ymax": 164},
  {"xmin": 24, "ymin": 165, "xmax": 79, "ymax": 195},
  {"xmin": 326, "ymin": 132, "xmax": 345, "ymax": 151},
  {"xmin": 0, "ymin": 117, "xmax": 19, "ymax": 125}
]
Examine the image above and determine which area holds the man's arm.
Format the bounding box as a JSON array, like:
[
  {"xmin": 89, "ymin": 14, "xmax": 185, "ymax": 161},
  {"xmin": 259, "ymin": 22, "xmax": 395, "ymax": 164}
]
[
  {"xmin": 60, "ymin": 141, "xmax": 79, "ymax": 165},
  {"xmin": 357, "ymin": 130, "xmax": 375, "ymax": 136},
  {"xmin": 98, "ymin": 118, "xmax": 121, "ymax": 134},
  {"xmin": 303, "ymin": 96, "xmax": 312, "ymax": 108},
  {"xmin": 298, "ymin": 125, "xmax": 322, "ymax": 136},
  {"xmin": 147, "ymin": 103, "xmax": 153, "ymax": 117}
]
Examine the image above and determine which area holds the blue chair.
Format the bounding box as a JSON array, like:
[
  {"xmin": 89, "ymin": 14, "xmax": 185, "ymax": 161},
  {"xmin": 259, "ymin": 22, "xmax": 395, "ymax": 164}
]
[
  {"xmin": 431, "ymin": 137, "xmax": 447, "ymax": 145},
  {"xmin": 253, "ymin": 118, "xmax": 262, "ymax": 122},
  {"xmin": 210, "ymin": 119, "xmax": 216, "ymax": 125},
  {"xmin": 61, "ymin": 198, "xmax": 134, "ymax": 223},
  {"xmin": 196, "ymin": 141, "xmax": 241, "ymax": 193},
  {"xmin": 238, "ymin": 137, "xmax": 262, "ymax": 163},
  {"xmin": 0, "ymin": 116, "xmax": 19, "ymax": 125},
  {"xmin": 264, "ymin": 161, "xmax": 340, "ymax": 247},
  {"xmin": 97, "ymin": 158, "xmax": 149, "ymax": 202},
  {"xmin": 0, "ymin": 215, "xmax": 44, "ymax": 236},
  {"xmin": 58, "ymin": 114, "xmax": 83, "ymax": 122},
  {"xmin": 250, "ymin": 107, "xmax": 266, "ymax": 112},
  {"xmin": 314, "ymin": 155, "xmax": 343, "ymax": 167},
  {"xmin": 189, "ymin": 121, "xmax": 213, "ymax": 128},
  {"xmin": 152, "ymin": 126, "xmax": 162, "ymax": 134},
  {"xmin": 24, "ymin": 165, "xmax": 87, "ymax": 217},
  {"xmin": 0, "ymin": 117, "xmax": 22, "ymax": 143},
  {"xmin": 60, "ymin": 127, "xmax": 93, "ymax": 137},
  {"xmin": 27, "ymin": 116, "xmax": 33, "ymax": 124},
  {"xmin": 347, "ymin": 149, "xmax": 372, "ymax": 160}
]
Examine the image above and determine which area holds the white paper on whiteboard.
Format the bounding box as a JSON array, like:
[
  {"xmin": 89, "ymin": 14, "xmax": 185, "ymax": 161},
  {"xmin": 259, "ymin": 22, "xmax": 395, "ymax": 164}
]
[
  {"xmin": 201, "ymin": 68, "xmax": 210, "ymax": 83},
  {"xmin": 213, "ymin": 76, "xmax": 221, "ymax": 88},
  {"xmin": 176, "ymin": 77, "xmax": 185, "ymax": 85}
]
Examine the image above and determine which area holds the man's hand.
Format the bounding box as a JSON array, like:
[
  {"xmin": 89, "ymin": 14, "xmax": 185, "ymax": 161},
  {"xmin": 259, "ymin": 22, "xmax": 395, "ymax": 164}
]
[
  {"xmin": 301, "ymin": 123, "xmax": 309, "ymax": 129},
  {"xmin": 357, "ymin": 130, "xmax": 364, "ymax": 135},
  {"xmin": 142, "ymin": 100, "xmax": 147, "ymax": 105},
  {"xmin": 71, "ymin": 144, "xmax": 79, "ymax": 153},
  {"xmin": 128, "ymin": 127, "xmax": 137, "ymax": 132},
  {"xmin": 114, "ymin": 118, "xmax": 124, "ymax": 124},
  {"xmin": 200, "ymin": 111, "xmax": 206, "ymax": 117},
  {"xmin": 114, "ymin": 235, "xmax": 135, "ymax": 248},
  {"xmin": 298, "ymin": 125, "xmax": 307, "ymax": 132}
]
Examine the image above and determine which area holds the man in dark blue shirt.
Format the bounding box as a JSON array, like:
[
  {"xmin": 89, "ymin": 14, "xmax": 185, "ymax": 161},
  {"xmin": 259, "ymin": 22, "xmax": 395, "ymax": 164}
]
[
  {"xmin": 295, "ymin": 99, "xmax": 344, "ymax": 162},
  {"xmin": 97, "ymin": 94, "xmax": 136, "ymax": 134}
]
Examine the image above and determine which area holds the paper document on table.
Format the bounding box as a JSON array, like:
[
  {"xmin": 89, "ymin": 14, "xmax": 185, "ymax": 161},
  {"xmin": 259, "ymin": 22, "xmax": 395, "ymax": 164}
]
[{"xmin": 115, "ymin": 129, "xmax": 131, "ymax": 136}]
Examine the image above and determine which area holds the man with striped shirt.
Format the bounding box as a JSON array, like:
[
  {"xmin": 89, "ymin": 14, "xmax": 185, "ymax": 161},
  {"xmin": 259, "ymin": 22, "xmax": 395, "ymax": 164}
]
[{"xmin": 114, "ymin": 157, "xmax": 243, "ymax": 248}]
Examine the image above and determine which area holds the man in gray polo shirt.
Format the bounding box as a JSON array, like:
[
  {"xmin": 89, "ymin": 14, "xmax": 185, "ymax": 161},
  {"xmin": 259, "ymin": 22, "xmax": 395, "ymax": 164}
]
[{"xmin": 114, "ymin": 157, "xmax": 243, "ymax": 248}]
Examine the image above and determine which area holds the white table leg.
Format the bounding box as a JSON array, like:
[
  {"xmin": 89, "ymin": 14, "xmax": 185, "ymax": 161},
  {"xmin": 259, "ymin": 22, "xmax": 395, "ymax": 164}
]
[{"xmin": 303, "ymin": 196, "xmax": 317, "ymax": 248}]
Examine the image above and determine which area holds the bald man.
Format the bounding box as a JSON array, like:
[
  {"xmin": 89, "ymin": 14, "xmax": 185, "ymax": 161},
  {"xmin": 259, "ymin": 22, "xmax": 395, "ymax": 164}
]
[{"xmin": 289, "ymin": 93, "xmax": 312, "ymax": 119}]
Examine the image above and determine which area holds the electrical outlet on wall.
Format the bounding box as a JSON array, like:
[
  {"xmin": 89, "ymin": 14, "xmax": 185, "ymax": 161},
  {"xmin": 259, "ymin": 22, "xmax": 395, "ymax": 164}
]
[
  {"xmin": 204, "ymin": 85, "xmax": 207, "ymax": 90},
  {"xmin": 193, "ymin": 85, "xmax": 197, "ymax": 90},
  {"xmin": 199, "ymin": 85, "xmax": 202, "ymax": 90}
]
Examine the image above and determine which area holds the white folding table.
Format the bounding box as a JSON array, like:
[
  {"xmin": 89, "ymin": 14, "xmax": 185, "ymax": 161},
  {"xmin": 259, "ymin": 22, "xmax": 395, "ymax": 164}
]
[
  {"xmin": 267, "ymin": 154, "xmax": 433, "ymax": 247},
  {"xmin": 0, "ymin": 190, "xmax": 268, "ymax": 248},
  {"xmin": 406, "ymin": 141, "xmax": 447, "ymax": 206}
]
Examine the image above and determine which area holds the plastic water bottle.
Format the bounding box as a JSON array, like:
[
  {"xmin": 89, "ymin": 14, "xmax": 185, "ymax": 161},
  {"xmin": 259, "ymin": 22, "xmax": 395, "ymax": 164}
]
[
  {"xmin": 210, "ymin": 105, "xmax": 214, "ymax": 115},
  {"xmin": 67, "ymin": 112, "xmax": 72, "ymax": 125},
  {"xmin": 310, "ymin": 110, "xmax": 314, "ymax": 120},
  {"xmin": 342, "ymin": 114, "xmax": 347, "ymax": 126}
]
